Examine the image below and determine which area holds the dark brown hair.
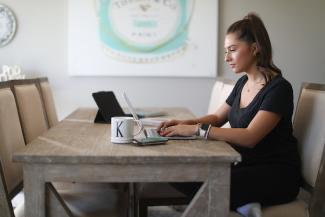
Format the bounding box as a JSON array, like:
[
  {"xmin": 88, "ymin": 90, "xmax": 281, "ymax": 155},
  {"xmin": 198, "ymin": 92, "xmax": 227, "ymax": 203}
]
[{"xmin": 227, "ymin": 12, "xmax": 281, "ymax": 82}]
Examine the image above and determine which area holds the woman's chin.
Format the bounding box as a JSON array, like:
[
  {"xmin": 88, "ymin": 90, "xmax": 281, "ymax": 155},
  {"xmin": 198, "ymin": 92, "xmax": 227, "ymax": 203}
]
[
  {"xmin": 233, "ymin": 69, "xmax": 242, "ymax": 74},
  {"xmin": 229, "ymin": 66, "xmax": 244, "ymax": 74}
]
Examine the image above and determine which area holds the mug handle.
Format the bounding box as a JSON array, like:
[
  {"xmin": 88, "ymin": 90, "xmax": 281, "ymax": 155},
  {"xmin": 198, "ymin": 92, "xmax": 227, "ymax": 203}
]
[{"xmin": 133, "ymin": 120, "xmax": 143, "ymax": 136}]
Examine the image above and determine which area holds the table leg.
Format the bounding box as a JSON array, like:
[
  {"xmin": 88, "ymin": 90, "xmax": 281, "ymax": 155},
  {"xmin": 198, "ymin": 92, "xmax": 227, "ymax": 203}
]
[
  {"xmin": 182, "ymin": 164, "xmax": 231, "ymax": 217},
  {"xmin": 208, "ymin": 164, "xmax": 230, "ymax": 217},
  {"xmin": 182, "ymin": 181, "xmax": 209, "ymax": 217},
  {"xmin": 24, "ymin": 164, "xmax": 46, "ymax": 217}
]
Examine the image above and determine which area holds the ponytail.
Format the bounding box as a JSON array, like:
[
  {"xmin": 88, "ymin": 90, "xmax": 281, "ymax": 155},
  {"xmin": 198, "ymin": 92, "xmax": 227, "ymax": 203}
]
[{"xmin": 227, "ymin": 13, "xmax": 281, "ymax": 82}]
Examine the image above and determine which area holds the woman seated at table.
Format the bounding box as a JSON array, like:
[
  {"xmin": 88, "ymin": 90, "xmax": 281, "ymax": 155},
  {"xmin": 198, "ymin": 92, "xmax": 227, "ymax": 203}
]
[{"xmin": 157, "ymin": 12, "xmax": 301, "ymax": 210}]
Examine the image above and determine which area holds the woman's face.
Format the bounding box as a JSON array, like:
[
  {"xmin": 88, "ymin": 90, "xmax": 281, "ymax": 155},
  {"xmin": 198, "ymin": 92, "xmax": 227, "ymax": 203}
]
[{"xmin": 224, "ymin": 33, "xmax": 257, "ymax": 73}]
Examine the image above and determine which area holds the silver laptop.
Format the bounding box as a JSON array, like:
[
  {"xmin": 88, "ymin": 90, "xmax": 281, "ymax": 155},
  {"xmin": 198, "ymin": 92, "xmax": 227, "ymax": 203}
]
[{"xmin": 122, "ymin": 92, "xmax": 196, "ymax": 140}]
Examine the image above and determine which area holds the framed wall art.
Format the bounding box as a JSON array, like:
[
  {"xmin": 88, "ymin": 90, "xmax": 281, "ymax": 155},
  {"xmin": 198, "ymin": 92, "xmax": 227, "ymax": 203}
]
[{"xmin": 68, "ymin": 0, "xmax": 218, "ymax": 77}]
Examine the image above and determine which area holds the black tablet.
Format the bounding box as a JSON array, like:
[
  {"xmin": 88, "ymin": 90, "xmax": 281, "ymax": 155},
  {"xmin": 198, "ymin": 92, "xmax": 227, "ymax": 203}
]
[{"xmin": 92, "ymin": 91, "xmax": 125, "ymax": 123}]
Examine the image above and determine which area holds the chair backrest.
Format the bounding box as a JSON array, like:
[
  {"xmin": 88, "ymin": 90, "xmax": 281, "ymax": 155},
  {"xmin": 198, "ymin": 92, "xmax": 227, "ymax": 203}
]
[
  {"xmin": 293, "ymin": 83, "xmax": 325, "ymax": 190},
  {"xmin": 0, "ymin": 163, "xmax": 14, "ymax": 217},
  {"xmin": 39, "ymin": 78, "xmax": 59, "ymax": 127},
  {"xmin": 208, "ymin": 80, "xmax": 224, "ymax": 114},
  {"xmin": 208, "ymin": 79, "xmax": 235, "ymax": 114},
  {"xmin": 208, "ymin": 78, "xmax": 235, "ymax": 128},
  {"xmin": 10, "ymin": 79, "xmax": 49, "ymax": 144},
  {"xmin": 309, "ymin": 144, "xmax": 325, "ymax": 217},
  {"xmin": 0, "ymin": 84, "xmax": 26, "ymax": 217}
]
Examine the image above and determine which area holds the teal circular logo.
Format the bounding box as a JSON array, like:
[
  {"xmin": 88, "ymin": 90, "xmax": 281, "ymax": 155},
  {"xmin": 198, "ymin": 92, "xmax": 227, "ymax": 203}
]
[{"xmin": 96, "ymin": 0, "xmax": 194, "ymax": 62}]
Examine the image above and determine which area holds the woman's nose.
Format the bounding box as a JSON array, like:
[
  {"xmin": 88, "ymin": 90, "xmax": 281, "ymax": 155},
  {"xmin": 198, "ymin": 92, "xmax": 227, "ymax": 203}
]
[{"xmin": 224, "ymin": 52, "xmax": 231, "ymax": 62}]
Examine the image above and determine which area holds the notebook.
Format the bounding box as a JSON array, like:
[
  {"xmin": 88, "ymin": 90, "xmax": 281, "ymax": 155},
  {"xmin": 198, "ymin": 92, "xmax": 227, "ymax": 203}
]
[{"xmin": 122, "ymin": 92, "xmax": 196, "ymax": 140}]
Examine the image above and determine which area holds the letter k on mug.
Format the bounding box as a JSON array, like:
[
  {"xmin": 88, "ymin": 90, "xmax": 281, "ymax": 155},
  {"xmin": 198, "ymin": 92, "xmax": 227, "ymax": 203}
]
[{"xmin": 111, "ymin": 117, "xmax": 143, "ymax": 143}]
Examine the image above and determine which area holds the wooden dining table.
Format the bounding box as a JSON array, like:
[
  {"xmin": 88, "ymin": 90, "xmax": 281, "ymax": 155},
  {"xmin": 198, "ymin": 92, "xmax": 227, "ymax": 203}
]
[{"xmin": 13, "ymin": 107, "xmax": 241, "ymax": 217}]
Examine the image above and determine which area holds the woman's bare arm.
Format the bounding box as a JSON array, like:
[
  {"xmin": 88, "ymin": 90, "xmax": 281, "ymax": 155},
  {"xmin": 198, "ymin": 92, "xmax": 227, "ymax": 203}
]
[
  {"xmin": 208, "ymin": 110, "xmax": 281, "ymax": 148},
  {"xmin": 158, "ymin": 102, "xmax": 231, "ymax": 130}
]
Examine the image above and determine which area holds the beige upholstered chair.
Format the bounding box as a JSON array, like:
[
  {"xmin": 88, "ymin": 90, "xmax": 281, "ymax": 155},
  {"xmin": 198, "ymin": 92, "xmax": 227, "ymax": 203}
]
[
  {"xmin": 208, "ymin": 79, "xmax": 235, "ymax": 128},
  {"xmin": 294, "ymin": 83, "xmax": 325, "ymax": 191},
  {"xmin": 309, "ymin": 144, "xmax": 325, "ymax": 217},
  {"xmin": 1, "ymin": 82, "xmax": 128, "ymax": 217},
  {"xmin": 208, "ymin": 79, "xmax": 235, "ymax": 114},
  {"xmin": 10, "ymin": 79, "xmax": 49, "ymax": 144},
  {"xmin": 276, "ymin": 82, "xmax": 325, "ymax": 217},
  {"xmin": 0, "ymin": 84, "xmax": 25, "ymax": 217},
  {"xmin": 39, "ymin": 77, "xmax": 59, "ymax": 127},
  {"xmin": 1, "ymin": 163, "xmax": 16, "ymax": 217},
  {"xmin": 207, "ymin": 80, "xmax": 224, "ymax": 114},
  {"xmin": 230, "ymin": 82, "xmax": 325, "ymax": 217}
]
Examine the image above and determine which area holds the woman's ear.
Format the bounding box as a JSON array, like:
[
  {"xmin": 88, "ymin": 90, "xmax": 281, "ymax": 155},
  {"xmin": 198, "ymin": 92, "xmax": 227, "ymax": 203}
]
[{"xmin": 251, "ymin": 42, "xmax": 259, "ymax": 56}]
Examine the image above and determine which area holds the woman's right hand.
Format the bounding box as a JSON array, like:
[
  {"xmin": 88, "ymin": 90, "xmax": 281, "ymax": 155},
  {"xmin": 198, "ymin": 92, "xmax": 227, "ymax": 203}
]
[{"xmin": 157, "ymin": 119, "xmax": 193, "ymax": 132}]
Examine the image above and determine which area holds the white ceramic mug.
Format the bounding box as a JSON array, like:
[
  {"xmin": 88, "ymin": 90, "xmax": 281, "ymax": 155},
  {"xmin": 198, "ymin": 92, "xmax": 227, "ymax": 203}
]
[{"xmin": 111, "ymin": 117, "xmax": 143, "ymax": 143}]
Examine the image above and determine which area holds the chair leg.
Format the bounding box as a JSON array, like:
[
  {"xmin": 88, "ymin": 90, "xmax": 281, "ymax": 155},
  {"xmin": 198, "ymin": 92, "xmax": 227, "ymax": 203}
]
[
  {"xmin": 134, "ymin": 195, "xmax": 138, "ymax": 217},
  {"xmin": 139, "ymin": 202, "xmax": 148, "ymax": 217},
  {"xmin": 128, "ymin": 183, "xmax": 133, "ymax": 217}
]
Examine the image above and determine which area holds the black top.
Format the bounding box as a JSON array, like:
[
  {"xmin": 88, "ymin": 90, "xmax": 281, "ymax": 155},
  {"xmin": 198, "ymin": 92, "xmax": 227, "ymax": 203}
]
[{"xmin": 226, "ymin": 75, "xmax": 300, "ymax": 167}]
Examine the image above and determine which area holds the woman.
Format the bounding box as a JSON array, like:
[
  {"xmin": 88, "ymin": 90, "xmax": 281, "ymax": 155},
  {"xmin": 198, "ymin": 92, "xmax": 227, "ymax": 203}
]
[{"xmin": 158, "ymin": 13, "xmax": 301, "ymax": 210}]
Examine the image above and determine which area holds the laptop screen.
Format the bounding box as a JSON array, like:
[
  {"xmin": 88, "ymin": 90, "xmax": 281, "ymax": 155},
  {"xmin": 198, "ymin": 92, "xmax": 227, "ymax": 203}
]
[{"xmin": 122, "ymin": 92, "xmax": 140, "ymax": 121}]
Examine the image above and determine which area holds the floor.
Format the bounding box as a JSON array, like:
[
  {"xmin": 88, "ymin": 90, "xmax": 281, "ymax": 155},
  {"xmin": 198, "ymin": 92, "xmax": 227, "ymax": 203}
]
[
  {"xmin": 12, "ymin": 192, "xmax": 184, "ymax": 217},
  {"xmin": 148, "ymin": 206, "xmax": 182, "ymax": 217}
]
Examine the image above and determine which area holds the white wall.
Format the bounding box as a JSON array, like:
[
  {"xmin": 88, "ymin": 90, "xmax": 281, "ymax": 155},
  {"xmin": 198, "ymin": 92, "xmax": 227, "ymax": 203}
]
[
  {"xmin": 0, "ymin": 0, "xmax": 215, "ymax": 119},
  {"xmin": 219, "ymin": 0, "xmax": 325, "ymax": 102},
  {"xmin": 1, "ymin": 0, "xmax": 325, "ymax": 120}
]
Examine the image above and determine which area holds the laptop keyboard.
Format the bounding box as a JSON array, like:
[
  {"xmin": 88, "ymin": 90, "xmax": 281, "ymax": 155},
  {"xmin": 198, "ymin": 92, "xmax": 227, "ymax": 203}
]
[
  {"xmin": 145, "ymin": 128, "xmax": 197, "ymax": 140},
  {"xmin": 145, "ymin": 128, "xmax": 161, "ymax": 138}
]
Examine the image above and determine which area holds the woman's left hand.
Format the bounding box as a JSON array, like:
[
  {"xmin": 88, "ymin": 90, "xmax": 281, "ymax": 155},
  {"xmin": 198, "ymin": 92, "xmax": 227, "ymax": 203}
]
[{"xmin": 159, "ymin": 124, "xmax": 197, "ymax": 137}]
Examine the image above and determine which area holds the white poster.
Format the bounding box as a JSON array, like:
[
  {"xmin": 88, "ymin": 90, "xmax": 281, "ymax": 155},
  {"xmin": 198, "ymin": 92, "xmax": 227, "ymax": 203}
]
[{"xmin": 68, "ymin": 0, "xmax": 218, "ymax": 77}]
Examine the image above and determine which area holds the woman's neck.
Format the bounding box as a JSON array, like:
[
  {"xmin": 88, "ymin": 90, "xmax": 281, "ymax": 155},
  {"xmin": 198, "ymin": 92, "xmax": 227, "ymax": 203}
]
[{"xmin": 246, "ymin": 67, "xmax": 265, "ymax": 84}]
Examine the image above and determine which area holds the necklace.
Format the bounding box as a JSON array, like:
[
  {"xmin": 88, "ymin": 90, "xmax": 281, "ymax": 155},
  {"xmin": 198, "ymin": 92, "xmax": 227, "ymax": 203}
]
[{"xmin": 246, "ymin": 80, "xmax": 265, "ymax": 92}]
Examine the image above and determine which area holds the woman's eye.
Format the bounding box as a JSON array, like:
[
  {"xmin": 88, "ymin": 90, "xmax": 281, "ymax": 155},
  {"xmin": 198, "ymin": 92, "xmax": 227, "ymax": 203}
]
[{"xmin": 225, "ymin": 48, "xmax": 236, "ymax": 54}]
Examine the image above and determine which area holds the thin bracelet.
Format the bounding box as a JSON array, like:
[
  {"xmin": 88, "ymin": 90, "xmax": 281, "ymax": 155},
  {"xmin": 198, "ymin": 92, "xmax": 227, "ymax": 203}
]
[
  {"xmin": 196, "ymin": 123, "xmax": 202, "ymax": 136},
  {"xmin": 204, "ymin": 124, "xmax": 212, "ymax": 139}
]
